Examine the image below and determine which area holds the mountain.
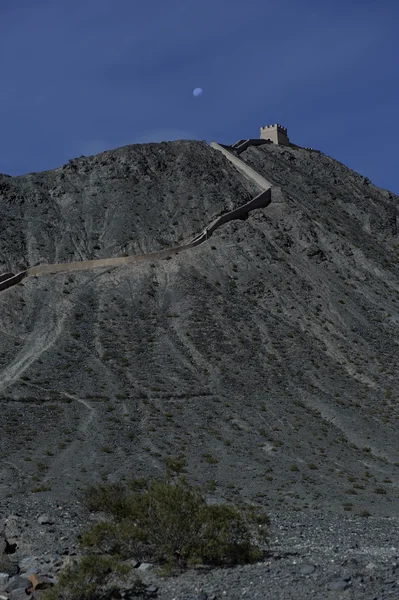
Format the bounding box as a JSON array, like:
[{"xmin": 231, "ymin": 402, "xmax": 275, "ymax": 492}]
[{"xmin": 0, "ymin": 138, "xmax": 398, "ymax": 561}]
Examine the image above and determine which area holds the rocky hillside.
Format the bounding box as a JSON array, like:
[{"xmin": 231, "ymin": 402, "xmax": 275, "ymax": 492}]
[
  {"xmin": 0, "ymin": 139, "xmax": 398, "ymax": 560},
  {"xmin": 0, "ymin": 141, "xmax": 259, "ymax": 271}
]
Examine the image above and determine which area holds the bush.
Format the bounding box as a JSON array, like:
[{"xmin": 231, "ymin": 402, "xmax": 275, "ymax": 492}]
[
  {"xmin": 79, "ymin": 477, "xmax": 269, "ymax": 572},
  {"xmin": 81, "ymin": 482, "xmax": 131, "ymax": 519},
  {"xmin": 164, "ymin": 455, "xmax": 187, "ymax": 476},
  {"xmin": 42, "ymin": 554, "xmax": 135, "ymax": 600}
]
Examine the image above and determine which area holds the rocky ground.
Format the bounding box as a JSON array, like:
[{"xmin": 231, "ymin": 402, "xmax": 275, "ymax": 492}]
[{"xmin": 1, "ymin": 509, "xmax": 399, "ymax": 599}]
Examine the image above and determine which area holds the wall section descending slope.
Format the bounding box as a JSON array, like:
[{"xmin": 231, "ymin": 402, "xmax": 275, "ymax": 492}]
[
  {"xmin": 0, "ymin": 141, "xmax": 273, "ymax": 291},
  {"xmin": 210, "ymin": 141, "xmax": 273, "ymax": 190},
  {"xmin": 0, "ymin": 271, "xmax": 27, "ymax": 291},
  {"xmin": 0, "ymin": 273, "xmax": 15, "ymax": 283}
]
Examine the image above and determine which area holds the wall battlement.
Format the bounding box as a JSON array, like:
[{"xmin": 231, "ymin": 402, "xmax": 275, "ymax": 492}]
[{"xmin": 261, "ymin": 123, "xmax": 288, "ymax": 132}]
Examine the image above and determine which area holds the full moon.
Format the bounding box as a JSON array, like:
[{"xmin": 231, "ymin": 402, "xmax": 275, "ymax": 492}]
[{"xmin": 193, "ymin": 88, "xmax": 203, "ymax": 97}]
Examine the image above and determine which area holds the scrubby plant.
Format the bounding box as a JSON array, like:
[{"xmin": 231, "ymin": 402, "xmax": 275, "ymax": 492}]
[
  {"xmin": 42, "ymin": 553, "xmax": 135, "ymax": 600},
  {"xmin": 81, "ymin": 481, "xmax": 131, "ymax": 517},
  {"xmin": 79, "ymin": 477, "xmax": 269, "ymax": 572},
  {"xmin": 164, "ymin": 455, "xmax": 187, "ymax": 475},
  {"xmin": 202, "ymin": 453, "xmax": 218, "ymax": 464}
]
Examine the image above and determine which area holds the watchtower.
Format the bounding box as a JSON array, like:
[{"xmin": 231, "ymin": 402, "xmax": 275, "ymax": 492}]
[{"xmin": 260, "ymin": 124, "xmax": 289, "ymax": 146}]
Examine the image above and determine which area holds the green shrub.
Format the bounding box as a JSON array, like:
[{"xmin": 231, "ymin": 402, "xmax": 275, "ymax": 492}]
[
  {"xmin": 32, "ymin": 485, "xmax": 51, "ymax": 493},
  {"xmin": 164, "ymin": 455, "xmax": 187, "ymax": 475},
  {"xmin": 205, "ymin": 479, "xmax": 217, "ymax": 492},
  {"xmin": 202, "ymin": 453, "xmax": 218, "ymax": 464},
  {"xmin": 81, "ymin": 482, "xmax": 131, "ymax": 518},
  {"xmin": 42, "ymin": 554, "xmax": 135, "ymax": 600},
  {"xmin": 79, "ymin": 477, "xmax": 269, "ymax": 571}
]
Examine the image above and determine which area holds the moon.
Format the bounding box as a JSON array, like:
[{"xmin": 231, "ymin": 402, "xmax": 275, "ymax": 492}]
[{"xmin": 193, "ymin": 88, "xmax": 203, "ymax": 97}]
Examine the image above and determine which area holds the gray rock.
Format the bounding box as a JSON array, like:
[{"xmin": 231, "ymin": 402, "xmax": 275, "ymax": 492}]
[
  {"xmin": 37, "ymin": 515, "xmax": 53, "ymax": 525},
  {"xmin": 299, "ymin": 563, "xmax": 315, "ymax": 575},
  {"xmin": 327, "ymin": 578, "xmax": 351, "ymax": 591},
  {"xmin": 18, "ymin": 556, "xmax": 39, "ymax": 573},
  {"xmin": 138, "ymin": 563, "xmax": 153, "ymax": 571},
  {"xmin": 4, "ymin": 576, "xmax": 30, "ymax": 593},
  {"xmin": 9, "ymin": 591, "xmax": 31, "ymax": 600},
  {"xmin": 0, "ymin": 573, "xmax": 9, "ymax": 587},
  {"xmin": 124, "ymin": 558, "xmax": 140, "ymax": 569}
]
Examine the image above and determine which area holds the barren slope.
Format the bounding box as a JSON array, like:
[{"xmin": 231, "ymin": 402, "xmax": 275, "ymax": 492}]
[{"xmin": 0, "ymin": 140, "xmax": 398, "ymax": 558}]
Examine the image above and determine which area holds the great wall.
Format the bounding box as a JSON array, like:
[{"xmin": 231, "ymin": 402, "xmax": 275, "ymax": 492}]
[{"xmin": 0, "ymin": 125, "xmax": 289, "ymax": 292}]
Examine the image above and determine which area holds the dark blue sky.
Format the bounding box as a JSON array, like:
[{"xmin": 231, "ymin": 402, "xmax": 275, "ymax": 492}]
[{"xmin": 1, "ymin": 0, "xmax": 398, "ymax": 192}]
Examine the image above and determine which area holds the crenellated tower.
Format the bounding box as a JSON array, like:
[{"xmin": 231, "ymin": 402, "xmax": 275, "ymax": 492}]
[{"xmin": 260, "ymin": 123, "xmax": 290, "ymax": 146}]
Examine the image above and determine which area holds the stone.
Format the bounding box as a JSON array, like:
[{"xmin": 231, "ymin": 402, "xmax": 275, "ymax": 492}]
[
  {"xmin": 0, "ymin": 573, "xmax": 9, "ymax": 587},
  {"xmin": 299, "ymin": 563, "xmax": 315, "ymax": 575},
  {"xmin": 18, "ymin": 557, "xmax": 39, "ymax": 572},
  {"xmin": 4, "ymin": 576, "xmax": 30, "ymax": 593},
  {"xmin": 124, "ymin": 558, "xmax": 140, "ymax": 569},
  {"xmin": 37, "ymin": 515, "xmax": 53, "ymax": 526},
  {"xmin": 137, "ymin": 562, "xmax": 153, "ymax": 571},
  {"xmin": 327, "ymin": 578, "xmax": 351, "ymax": 591},
  {"xmin": 9, "ymin": 591, "xmax": 30, "ymax": 600}
]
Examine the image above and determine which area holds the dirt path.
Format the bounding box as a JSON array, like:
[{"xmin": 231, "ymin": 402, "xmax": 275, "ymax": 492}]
[{"xmin": 0, "ymin": 299, "xmax": 68, "ymax": 394}]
